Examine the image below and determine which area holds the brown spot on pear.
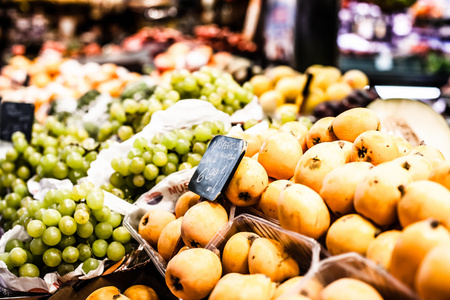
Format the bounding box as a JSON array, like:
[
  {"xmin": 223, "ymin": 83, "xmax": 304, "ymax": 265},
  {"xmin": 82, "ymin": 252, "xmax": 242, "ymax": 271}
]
[
  {"xmin": 258, "ymin": 180, "xmax": 292, "ymax": 220},
  {"xmin": 165, "ymin": 248, "xmax": 222, "ymax": 300},
  {"xmin": 305, "ymin": 117, "xmax": 337, "ymax": 149},
  {"xmin": 278, "ymin": 183, "xmax": 330, "ymax": 240},
  {"xmin": 390, "ymin": 219, "xmax": 450, "ymax": 289},
  {"xmin": 279, "ymin": 121, "xmax": 309, "ymax": 152},
  {"xmin": 389, "ymin": 154, "xmax": 433, "ymax": 181},
  {"xmin": 138, "ymin": 210, "xmax": 176, "ymax": 247},
  {"xmin": 325, "ymin": 214, "xmax": 379, "ymax": 256},
  {"xmin": 407, "ymin": 145, "xmax": 446, "ymax": 168}
]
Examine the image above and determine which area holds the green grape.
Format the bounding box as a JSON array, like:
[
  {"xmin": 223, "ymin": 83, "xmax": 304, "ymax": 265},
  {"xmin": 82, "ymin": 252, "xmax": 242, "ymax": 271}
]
[
  {"xmin": 110, "ymin": 102, "xmax": 127, "ymax": 123},
  {"xmin": 5, "ymin": 239, "xmax": 24, "ymax": 252},
  {"xmin": 74, "ymin": 209, "xmax": 90, "ymax": 225},
  {"xmin": 130, "ymin": 157, "xmax": 145, "ymax": 174},
  {"xmin": 143, "ymin": 164, "xmax": 159, "ymax": 181},
  {"xmin": 281, "ymin": 110, "xmax": 297, "ymax": 124},
  {"xmin": 5, "ymin": 192, "xmax": 21, "ymax": 209},
  {"xmin": 3, "ymin": 173, "xmax": 17, "ymax": 188},
  {"xmin": 53, "ymin": 161, "xmax": 69, "ymax": 179},
  {"xmin": 112, "ymin": 226, "xmax": 131, "ymax": 244},
  {"xmin": 224, "ymin": 105, "xmax": 235, "ymax": 115},
  {"xmin": 13, "ymin": 184, "xmax": 28, "ymax": 197},
  {"xmin": 127, "ymin": 148, "xmax": 143, "ymax": 159},
  {"xmin": 57, "ymin": 235, "xmax": 76, "ymax": 250},
  {"xmin": 43, "ymin": 248, "xmax": 61, "ymax": 267},
  {"xmin": 175, "ymin": 139, "xmax": 190, "ymax": 155},
  {"xmin": 106, "ymin": 242, "xmax": 125, "ymax": 262},
  {"xmin": 178, "ymin": 162, "xmax": 193, "ymax": 171},
  {"xmin": 34, "ymin": 208, "xmax": 45, "ymax": 221},
  {"xmin": 9, "ymin": 247, "xmax": 28, "ymax": 267},
  {"xmin": 132, "ymin": 174, "xmax": 145, "ymax": 187},
  {"xmin": 2, "ymin": 162, "xmax": 16, "ymax": 174},
  {"xmin": 58, "ymin": 199, "xmax": 76, "ymax": 216},
  {"xmin": 123, "ymin": 98, "xmax": 139, "ymax": 114},
  {"xmin": 86, "ymin": 189, "xmax": 104, "ymax": 210},
  {"xmin": 153, "ymin": 143, "xmax": 167, "ymax": 153},
  {"xmin": 17, "ymin": 207, "xmax": 28, "ymax": 219},
  {"xmin": 62, "ymin": 246, "xmax": 79, "ymax": 263},
  {"xmin": 19, "ymin": 263, "xmax": 40, "ymax": 277},
  {"xmin": 152, "ymin": 152, "xmax": 168, "ymax": 167},
  {"xmin": 111, "ymin": 188, "xmax": 124, "ymax": 199},
  {"xmin": 107, "ymin": 212, "xmax": 122, "ymax": 228},
  {"xmin": 41, "ymin": 153, "xmax": 58, "ymax": 173},
  {"xmin": 95, "ymin": 222, "xmax": 113, "ymax": 240},
  {"xmin": 27, "ymin": 200, "xmax": 42, "ymax": 216},
  {"xmin": 192, "ymin": 142, "xmax": 207, "ymax": 155},
  {"xmin": 211, "ymin": 120, "xmax": 225, "ymax": 135},
  {"xmin": 82, "ymin": 257, "xmax": 99, "ymax": 274},
  {"xmin": 161, "ymin": 132, "xmax": 178, "ymax": 150},
  {"xmin": 24, "ymin": 249, "xmax": 33, "ymax": 263},
  {"xmin": 3, "ymin": 207, "xmax": 17, "ymax": 220},
  {"xmin": 193, "ymin": 124, "xmax": 213, "ymax": 142},
  {"xmin": 155, "ymin": 175, "xmax": 166, "ymax": 184},
  {"xmin": 177, "ymin": 129, "xmax": 194, "ymax": 141},
  {"xmin": 166, "ymin": 90, "xmax": 180, "ymax": 102},
  {"xmin": 101, "ymin": 183, "xmax": 114, "ymax": 192},
  {"xmin": 57, "ymin": 262, "xmax": 75, "ymax": 276},
  {"xmin": 162, "ymin": 162, "xmax": 177, "ymax": 176},
  {"xmin": 92, "ymin": 239, "xmax": 108, "ymax": 258},
  {"xmin": 0, "ymin": 200, "xmax": 6, "ymax": 212},
  {"xmin": 42, "ymin": 227, "xmax": 62, "ymax": 246},
  {"xmin": 42, "ymin": 209, "xmax": 62, "ymax": 226},
  {"xmin": 77, "ymin": 244, "xmax": 91, "ymax": 262},
  {"xmin": 59, "ymin": 216, "xmax": 77, "ymax": 236},
  {"xmin": 85, "ymin": 151, "xmax": 98, "ymax": 163},
  {"xmin": 110, "ymin": 172, "xmax": 125, "ymax": 187},
  {"xmin": 0, "ymin": 252, "xmax": 13, "ymax": 270},
  {"xmin": 142, "ymin": 151, "xmax": 153, "ymax": 164},
  {"xmin": 16, "ymin": 166, "xmax": 30, "ymax": 180},
  {"xmin": 75, "ymin": 203, "xmax": 90, "ymax": 212},
  {"xmin": 118, "ymin": 126, "xmax": 134, "ymax": 141},
  {"xmin": 27, "ymin": 220, "xmax": 46, "ymax": 238},
  {"xmin": 76, "ymin": 221, "xmax": 94, "ymax": 239},
  {"xmin": 187, "ymin": 153, "xmax": 202, "ymax": 167},
  {"xmin": 68, "ymin": 169, "xmax": 86, "ymax": 183},
  {"xmin": 243, "ymin": 119, "xmax": 259, "ymax": 130},
  {"xmin": 30, "ymin": 238, "xmax": 48, "ymax": 256},
  {"xmin": 28, "ymin": 152, "xmax": 42, "ymax": 167},
  {"xmin": 93, "ymin": 206, "xmax": 111, "ymax": 222},
  {"xmin": 117, "ymin": 158, "xmax": 131, "ymax": 177}
]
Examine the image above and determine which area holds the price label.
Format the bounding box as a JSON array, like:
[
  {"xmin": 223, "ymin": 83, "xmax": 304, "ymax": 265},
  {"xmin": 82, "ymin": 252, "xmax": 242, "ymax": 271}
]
[
  {"xmin": 0, "ymin": 102, "xmax": 34, "ymax": 142},
  {"xmin": 188, "ymin": 135, "xmax": 247, "ymax": 201}
]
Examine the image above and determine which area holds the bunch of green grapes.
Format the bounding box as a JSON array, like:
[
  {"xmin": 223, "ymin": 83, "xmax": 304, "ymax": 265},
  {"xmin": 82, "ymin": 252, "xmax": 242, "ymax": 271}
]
[
  {"xmin": 103, "ymin": 120, "xmax": 226, "ymax": 202},
  {"xmin": 5, "ymin": 118, "xmax": 112, "ymax": 186},
  {"xmin": 99, "ymin": 67, "xmax": 254, "ymax": 143},
  {"xmin": 0, "ymin": 181, "xmax": 132, "ymax": 278}
]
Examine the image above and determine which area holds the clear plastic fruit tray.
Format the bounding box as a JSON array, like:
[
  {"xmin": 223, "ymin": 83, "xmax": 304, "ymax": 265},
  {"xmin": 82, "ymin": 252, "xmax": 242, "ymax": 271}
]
[
  {"xmin": 205, "ymin": 213, "xmax": 322, "ymax": 277},
  {"xmin": 276, "ymin": 252, "xmax": 419, "ymax": 300}
]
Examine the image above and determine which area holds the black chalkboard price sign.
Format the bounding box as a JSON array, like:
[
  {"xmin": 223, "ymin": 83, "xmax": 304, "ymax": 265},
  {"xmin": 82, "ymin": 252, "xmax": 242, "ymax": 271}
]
[
  {"xmin": 0, "ymin": 102, "xmax": 35, "ymax": 142},
  {"xmin": 188, "ymin": 135, "xmax": 247, "ymax": 201}
]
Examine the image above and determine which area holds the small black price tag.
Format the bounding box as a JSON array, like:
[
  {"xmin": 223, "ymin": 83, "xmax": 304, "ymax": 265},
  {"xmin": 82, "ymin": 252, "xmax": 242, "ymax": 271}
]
[
  {"xmin": 0, "ymin": 102, "xmax": 35, "ymax": 142},
  {"xmin": 188, "ymin": 135, "xmax": 247, "ymax": 201}
]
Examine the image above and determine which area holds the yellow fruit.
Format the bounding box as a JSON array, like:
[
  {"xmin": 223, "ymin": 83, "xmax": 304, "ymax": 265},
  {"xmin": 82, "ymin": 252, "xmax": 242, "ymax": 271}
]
[
  {"xmin": 305, "ymin": 117, "xmax": 338, "ymax": 149},
  {"xmin": 320, "ymin": 162, "xmax": 373, "ymax": 217},
  {"xmin": 165, "ymin": 248, "xmax": 222, "ymax": 300},
  {"xmin": 429, "ymin": 160, "xmax": 450, "ymax": 190},
  {"xmin": 319, "ymin": 278, "xmax": 383, "ymax": 300},
  {"xmin": 349, "ymin": 131, "xmax": 400, "ymax": 165},
  {"xmin": 354, "ymin": 163, "xmax": 412, "ymax": 226},
  {"xmin": 391, "ymin": 135, "xmax": 413, "ymax": 156},
  {"xmin": 180, "ymin": 201, "xmax": 228, "ymax": 248},
  {"xmin": 407, "ymin": 145, "xmax": 446, "ymax": 168},
  {"xmin": 86, "ymin": 286, "xmax": 129, "ymax": 300},
  {"xmin": 224, "ymin": 157, "xmax": 269, "ymax": 206},
  {"xmin": 293, "ymin": 142, "xmax": 347, "ymax": 193},
  {"xmin": 138, "ymin": 210, "xmax": 176, "ymax": 247},
  {"xmin": 390, "ymin": 219, "xmax": 450, "ymax": 289},
  {"xmin": 278, "ymin": 121, "xmax": 309, "ymax": 152},
  {"xmin": 300, "ymin": 87, "xmax": 327, "ymax": 115},
  {"xmin": 397, "ymin": 180, "xmax": 450, "ymax": 230},
  {"xmin": 388, "ymin": 154, "xmax": 432, "ymax": 181},
  {"xmin": 258, "ymin": 180, "xmax": 293, "ymax": 219},
  {"xmin": 209, "ymin": 273, "xmax": 276, "ymax": 300},
  {"xmin": 175, "ymin": 191, "xmax": 200, "ymax": 218},
  {"xmin": 366, "ymin": 230, "xmax": 401, "ymax": 271},
  {"xmin": 325, "ymin": 82, "xmax": 352, "ymax": 101},
  {"xmin": 311, "ymin": 67, "xmax": 341, "ymax": 90},
  {"xmin": 157, "ymin": 217, "xmax": 183, "ymax": 262},
  {"xmin": 222, "ymin": 232, "xmax": 260, "ymax": 274},
  {"xmin": 278, "ymin": 183, "xmax": 330, "ymax": 240},
  {"xmin": 330, "ymin": 108, "xmax": 381, "ymax": 142},
  {"xmin": 250, "ymin": 75, "xmax": 273, "ymax": 97},
  {"xmin": 326, "ymin": 214, "xmax": 379, "ymax": 256},
  {"xmin": 266, "ymin": 65, "xmax": 297, "ymax": 85},
  {"xmin": 248, "ymin": 237, "xmax": 300, "ymax": 282},
  {"xmin": 273, "ymin": 276, "xmax": 304, "ymax": 299},
  {"xmin": 259, "ymin": 90, "xmax": 284, "ymax": 115},
  {"xmin": 123, "ymin": 285, "xmax": 159, "ymax": 300},
  {"xmin": 258, "ymin": 132, "xmax": 303, "ymax": 180},
  {"xmin": 275, "ymin": 76, "xmax": 306, "ymax": 102},
  {"xmin": 341, "ymin": 69, "xmax": 369, "ymax": 89},
  {"xmin": 415, "ymin": 242, "xmax": 450, "ymax": 300}
]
